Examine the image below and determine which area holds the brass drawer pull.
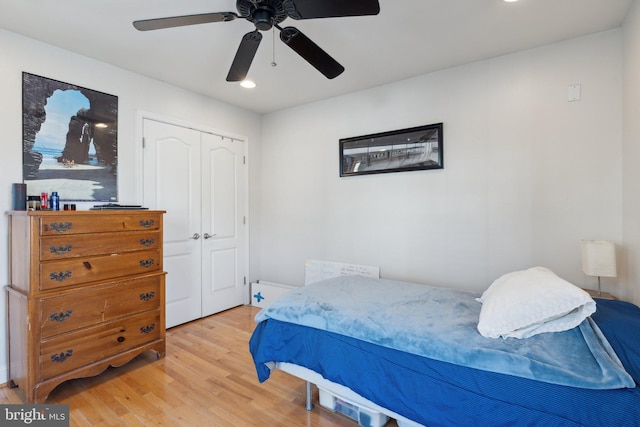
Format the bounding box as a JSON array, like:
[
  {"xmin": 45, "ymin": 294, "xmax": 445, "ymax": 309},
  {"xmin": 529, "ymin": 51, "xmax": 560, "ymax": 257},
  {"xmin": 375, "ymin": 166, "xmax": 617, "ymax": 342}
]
[
  {"xmin": 50, "ymin": 310, "xmax": 72, "ymax": 322},
  {"xmin": 139, "ymin": 292, "xmax": 155, "ymax": 301},
  {"xmin": 139, "ymin": 219, "xmax": 155, "ymax": 228},
  {"xmin": 51, "ymin": 349, "xmax": 73, "ymax": 363},
  {"xmin": 139, "ymin": 238, "xmax": 155, "ymax": 247},
  {"xmin": 139, "ymin": 259, "xmax": 155, "ymax": 268},
  {"xmin": 140, "ymin": 324, "xmax": 155, "ymax": 334},
  {"xmin": 49, "ymin": 244, "xmax": 72, "ymax": 255},
  {"xmin": 49, "ymin": 222, "xmax": 73, "ymax": 233},
  {"xmin": 50, "ymin": 271, "xmax": 72, "ymax": 282}
]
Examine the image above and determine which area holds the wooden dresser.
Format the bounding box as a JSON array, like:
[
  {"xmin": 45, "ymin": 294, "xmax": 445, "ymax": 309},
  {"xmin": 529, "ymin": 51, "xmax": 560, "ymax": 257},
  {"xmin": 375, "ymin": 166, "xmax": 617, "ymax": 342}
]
[{"xmin": 6, "ymin": 210, "xmax": 166, "ymax": 403}]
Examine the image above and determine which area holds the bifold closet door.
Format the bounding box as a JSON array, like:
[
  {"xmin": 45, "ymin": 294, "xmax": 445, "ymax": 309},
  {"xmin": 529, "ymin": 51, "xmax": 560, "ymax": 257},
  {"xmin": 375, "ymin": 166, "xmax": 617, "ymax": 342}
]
[
  {"xmin": 143, "ymin": 119, "xmax": 202, "ymax": 327},
  {"xmin": 200, "ymin": 132, "xmax": 246, "ymax": 317},
  {"xmin": 142, "ymin": 118, "xmax": 247, "ymax": 328}
]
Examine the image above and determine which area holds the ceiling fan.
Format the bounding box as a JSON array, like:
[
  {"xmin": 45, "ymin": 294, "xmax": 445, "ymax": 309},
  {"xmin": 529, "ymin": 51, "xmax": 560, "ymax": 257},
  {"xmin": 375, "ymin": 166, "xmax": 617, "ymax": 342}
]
[{"xmin": 133, "ymin": 0, "xmax": 380, "ymax": 82}]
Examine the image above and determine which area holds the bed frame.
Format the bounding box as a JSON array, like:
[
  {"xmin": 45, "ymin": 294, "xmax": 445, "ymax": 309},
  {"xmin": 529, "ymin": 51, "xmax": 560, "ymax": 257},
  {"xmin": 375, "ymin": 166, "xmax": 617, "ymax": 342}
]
[{"xmin": 278, "ymin": 363, "xmax": 421, "ymax": 426}]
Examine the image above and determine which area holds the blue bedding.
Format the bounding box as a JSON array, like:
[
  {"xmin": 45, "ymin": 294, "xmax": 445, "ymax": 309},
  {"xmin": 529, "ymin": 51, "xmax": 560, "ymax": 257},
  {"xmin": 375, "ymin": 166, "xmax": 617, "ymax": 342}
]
[
  {"xmin": 255, "ymin": 275, "xmax": 634, "ymax": 389},
  {"xmin": 249, "ymin": 314, "xmax": 640, "ymax": 427}
]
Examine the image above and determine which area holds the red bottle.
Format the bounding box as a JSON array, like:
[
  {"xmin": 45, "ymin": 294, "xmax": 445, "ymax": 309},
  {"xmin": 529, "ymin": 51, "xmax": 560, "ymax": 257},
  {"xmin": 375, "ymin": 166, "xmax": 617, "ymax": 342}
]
[{"xmin": 40, "ymin": 192, "xmax": 48, "ymax": 210}]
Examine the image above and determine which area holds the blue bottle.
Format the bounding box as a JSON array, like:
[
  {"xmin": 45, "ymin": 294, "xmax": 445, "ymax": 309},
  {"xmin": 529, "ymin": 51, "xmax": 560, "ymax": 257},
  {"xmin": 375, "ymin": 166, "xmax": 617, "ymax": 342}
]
[{"xmin": 50, "ymin": 191, "xmax": 60, "ymax": 211}]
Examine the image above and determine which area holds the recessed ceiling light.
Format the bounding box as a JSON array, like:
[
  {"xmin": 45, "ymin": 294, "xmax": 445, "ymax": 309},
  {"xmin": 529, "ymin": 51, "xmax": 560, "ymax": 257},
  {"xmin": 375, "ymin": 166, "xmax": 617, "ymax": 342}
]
[
  {"xmin": 504, "ymin": 0, "xmax": 519, "ymax": 2},
  {"xmin": 240, "ymin": 80, "xmax": 256, "ymax": 89}
]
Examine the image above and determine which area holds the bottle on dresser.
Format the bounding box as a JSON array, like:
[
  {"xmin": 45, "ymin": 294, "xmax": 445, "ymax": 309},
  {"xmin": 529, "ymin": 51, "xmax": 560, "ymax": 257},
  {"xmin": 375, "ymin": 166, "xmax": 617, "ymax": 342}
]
[{"xmin": 50, "ymin": 191, "xmax": 60, "ymax": 210}]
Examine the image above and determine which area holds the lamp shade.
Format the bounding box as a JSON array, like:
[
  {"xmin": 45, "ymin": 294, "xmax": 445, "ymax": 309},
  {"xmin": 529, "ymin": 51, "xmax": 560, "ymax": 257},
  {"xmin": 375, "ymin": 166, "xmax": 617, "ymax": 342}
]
[{"xmin": 581, "ymin": 240, "xmax": 617, "ymax": 277}]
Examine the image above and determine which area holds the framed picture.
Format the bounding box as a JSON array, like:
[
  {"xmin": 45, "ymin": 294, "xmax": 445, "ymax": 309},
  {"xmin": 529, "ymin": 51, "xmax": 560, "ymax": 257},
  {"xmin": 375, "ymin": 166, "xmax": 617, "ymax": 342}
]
[
  {"xmin": 340, "ymin": 123, "xmax": 443, "ymax": 177},
  {"xmin": 23, "ymin": 72, "xmax": 118, "ymax": 202}
]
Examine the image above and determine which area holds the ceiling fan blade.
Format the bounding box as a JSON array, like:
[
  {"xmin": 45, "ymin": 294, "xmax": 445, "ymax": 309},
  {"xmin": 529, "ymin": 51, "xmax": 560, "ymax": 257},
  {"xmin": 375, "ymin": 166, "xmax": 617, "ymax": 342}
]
[
  {"xmin": 133, "ymin": 12, "xmax": 237, "ymax": 31},
  {"xmin": 283, "ymin": 0, "xmax": 380, "ymax": 20},
  {"xmin": 226, "ymin": 31, "xmax": 263, "ymax": 82},
  {"xmin": 279, "ymin": 26, "xmax": 344, "ymax": 79}
]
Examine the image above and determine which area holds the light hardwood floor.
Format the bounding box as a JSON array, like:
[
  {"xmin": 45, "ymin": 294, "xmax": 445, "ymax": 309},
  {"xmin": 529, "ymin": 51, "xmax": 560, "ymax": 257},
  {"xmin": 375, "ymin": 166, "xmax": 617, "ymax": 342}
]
[{"xmin": 1, "ymin": 305, "xmax": 399, "ymax": 426}]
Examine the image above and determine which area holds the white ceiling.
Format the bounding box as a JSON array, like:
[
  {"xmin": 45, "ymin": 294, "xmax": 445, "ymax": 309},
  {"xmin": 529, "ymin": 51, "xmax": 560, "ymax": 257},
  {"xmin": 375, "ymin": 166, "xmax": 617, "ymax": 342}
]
[{"xmin": 0, "ymin": 0, "xmax": 632, "ymax": 114}]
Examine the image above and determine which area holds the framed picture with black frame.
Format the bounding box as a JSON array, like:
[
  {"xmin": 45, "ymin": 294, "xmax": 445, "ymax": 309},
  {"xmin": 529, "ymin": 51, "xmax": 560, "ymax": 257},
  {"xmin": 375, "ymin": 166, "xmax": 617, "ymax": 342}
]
[
  {"xmin": 340, "ymin": 123, "xmax": 443, "ymax": 177},
  {"xmin": 22, "ymin": 72, "xmax": 118, "ymax": 202}
]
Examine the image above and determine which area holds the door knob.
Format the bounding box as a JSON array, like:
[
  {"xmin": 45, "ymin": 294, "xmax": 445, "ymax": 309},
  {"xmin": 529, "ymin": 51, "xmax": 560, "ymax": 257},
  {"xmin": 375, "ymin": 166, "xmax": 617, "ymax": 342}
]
[
  {"xmin": 192, "ymin": 233, "xmax": 200, "ymax": 240},
  {"xmin": 203, "ymin": 233, "xmax": 216, "ymax": 239}
]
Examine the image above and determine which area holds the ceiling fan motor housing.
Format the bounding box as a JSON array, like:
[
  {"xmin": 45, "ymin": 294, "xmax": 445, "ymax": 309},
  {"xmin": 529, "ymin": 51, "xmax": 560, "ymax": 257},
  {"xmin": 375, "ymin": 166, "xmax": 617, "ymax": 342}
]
[{"xmin": 237, "ymin": 0, "xmax": 287, "ymax": 31}]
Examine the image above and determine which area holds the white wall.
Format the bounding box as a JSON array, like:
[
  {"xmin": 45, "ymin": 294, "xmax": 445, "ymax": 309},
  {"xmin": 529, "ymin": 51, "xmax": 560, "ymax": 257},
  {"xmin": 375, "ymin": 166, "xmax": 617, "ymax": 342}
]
[
  {"xmin": 623, "ymin": 0, "xmax": 640, "ymax": 305},
  {"xmin": 0, "ymin": 28, "xmax": 263, "ymax": 383},
  {"xmin": 259, "ymin": 30, "xmax": 625, "ymax": 297}
]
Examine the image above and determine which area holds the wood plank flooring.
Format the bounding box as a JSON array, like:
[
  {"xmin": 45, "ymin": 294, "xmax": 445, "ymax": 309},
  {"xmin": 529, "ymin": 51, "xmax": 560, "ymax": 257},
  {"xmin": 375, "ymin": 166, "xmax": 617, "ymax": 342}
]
[{"xmin": 0, "ymin": 305, "xmax": 399, "ymax": 426}]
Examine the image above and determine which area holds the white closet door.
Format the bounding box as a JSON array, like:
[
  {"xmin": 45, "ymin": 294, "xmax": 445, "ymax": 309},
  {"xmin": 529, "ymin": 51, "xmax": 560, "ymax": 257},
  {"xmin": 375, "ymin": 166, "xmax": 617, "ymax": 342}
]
[
  {"xmin": 142, "ymin": 118, "xmax": 202, "ymax": 328},
  {"xmin": 200, "ymin": 132, "xmax": 246, "ymax": 316}
]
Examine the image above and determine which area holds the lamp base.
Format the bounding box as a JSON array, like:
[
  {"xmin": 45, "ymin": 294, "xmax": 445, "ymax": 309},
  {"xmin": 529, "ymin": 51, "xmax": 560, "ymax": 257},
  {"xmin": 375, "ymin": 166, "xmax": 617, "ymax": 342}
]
[{"xmin": 582, "ymin": 288, "xmax": 618, "ymax": 300}]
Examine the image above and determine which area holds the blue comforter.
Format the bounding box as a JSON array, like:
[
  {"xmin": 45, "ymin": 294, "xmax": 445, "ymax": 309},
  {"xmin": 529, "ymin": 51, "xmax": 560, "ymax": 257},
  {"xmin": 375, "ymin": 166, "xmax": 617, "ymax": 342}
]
[{"xmin": 255, "ymin": 275, "xmax": 634, "ymax": 389}]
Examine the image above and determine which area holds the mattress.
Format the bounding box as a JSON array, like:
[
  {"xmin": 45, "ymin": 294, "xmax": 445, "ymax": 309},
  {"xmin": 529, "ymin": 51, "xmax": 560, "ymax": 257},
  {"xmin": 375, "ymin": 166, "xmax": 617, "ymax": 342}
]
[{"xmin": 250, "ymin": 298, "xmax": 640, "ymax": 426}]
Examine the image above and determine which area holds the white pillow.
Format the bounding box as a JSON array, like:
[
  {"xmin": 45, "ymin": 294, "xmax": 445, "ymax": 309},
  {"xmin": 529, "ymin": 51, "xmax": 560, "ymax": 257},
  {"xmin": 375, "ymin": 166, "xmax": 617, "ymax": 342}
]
[{"xmin": 477, "ymin": 267, "xmax": 596, "ymax": 339}]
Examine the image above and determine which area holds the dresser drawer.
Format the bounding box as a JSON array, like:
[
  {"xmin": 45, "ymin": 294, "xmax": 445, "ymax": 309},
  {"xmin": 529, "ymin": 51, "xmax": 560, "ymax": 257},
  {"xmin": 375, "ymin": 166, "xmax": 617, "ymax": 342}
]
[
  {"xmin": 40, "ymin": 213, "xmax": 161, "ymax": 236},
  {"xmin": 40, "ymin": 310, "xmax": 161, "ymax": 380},
  {"xmin": 40, "ymin": 230, "xmax": 161, "ymax": 261},
  {"xmin": 40, "ymin": 274, "xmax": 163, "ymax": 338},
  {"xmin": 39, "ymin": 250, "xmax": 161, "ymax": 291}
]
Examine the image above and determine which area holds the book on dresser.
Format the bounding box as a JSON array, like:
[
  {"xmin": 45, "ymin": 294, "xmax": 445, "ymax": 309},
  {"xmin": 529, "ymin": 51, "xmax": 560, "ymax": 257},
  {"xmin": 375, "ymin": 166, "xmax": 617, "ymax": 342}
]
[{"xmin": 6, "ymin": 210, "xmax": 167, "ymax": 403}]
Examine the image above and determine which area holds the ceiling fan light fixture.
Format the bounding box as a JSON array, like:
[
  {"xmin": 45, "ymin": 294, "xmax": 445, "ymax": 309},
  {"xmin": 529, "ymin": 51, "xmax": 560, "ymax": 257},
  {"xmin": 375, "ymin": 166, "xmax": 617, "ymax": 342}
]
[
  {"xmin": 253, "ymin": 7, "xmax": 275, "ymax": 31},
  {"xmin": 240, "ymin": 80, "xmax": 256, "ymax": 88}
]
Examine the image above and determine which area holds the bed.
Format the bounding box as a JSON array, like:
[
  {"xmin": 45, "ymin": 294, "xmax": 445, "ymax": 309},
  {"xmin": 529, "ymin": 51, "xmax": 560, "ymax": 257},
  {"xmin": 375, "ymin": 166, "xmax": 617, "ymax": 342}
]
[{"xmin": 249, "ymin": 270, "xmax": 640, "ymax": 426}]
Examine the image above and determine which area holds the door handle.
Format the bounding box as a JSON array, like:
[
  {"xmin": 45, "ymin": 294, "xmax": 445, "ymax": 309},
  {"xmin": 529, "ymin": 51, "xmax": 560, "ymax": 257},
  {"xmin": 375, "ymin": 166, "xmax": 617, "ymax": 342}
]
[
  {"xmin": 203, "ymin": 233, "xmax": 216, "ymax": 239},
  {"xmin": 192, "ymin": 233, "xmax": 200, "ymax": 240}
]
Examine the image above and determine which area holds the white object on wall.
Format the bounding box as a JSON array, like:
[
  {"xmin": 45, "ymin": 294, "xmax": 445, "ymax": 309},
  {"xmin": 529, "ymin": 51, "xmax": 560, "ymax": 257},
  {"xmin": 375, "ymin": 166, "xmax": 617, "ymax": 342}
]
[
  {"xmin": 304, "ymin": 259, "xmax": 379, "ymax": 286},
  {"xmin": 568, "ymin": 84, "xmax": 582, "ymax": 101}
]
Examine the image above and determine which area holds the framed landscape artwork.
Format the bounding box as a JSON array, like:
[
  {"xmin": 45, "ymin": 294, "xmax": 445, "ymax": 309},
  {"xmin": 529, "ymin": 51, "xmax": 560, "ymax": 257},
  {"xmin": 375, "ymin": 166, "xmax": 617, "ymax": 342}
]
[
  {"xmin": 22, "ymin": 72, "xmax": 118, "ymax": 201},
  {"xmin": 340, "ymin": 123, "xmax": 443, "ymax": 177}
]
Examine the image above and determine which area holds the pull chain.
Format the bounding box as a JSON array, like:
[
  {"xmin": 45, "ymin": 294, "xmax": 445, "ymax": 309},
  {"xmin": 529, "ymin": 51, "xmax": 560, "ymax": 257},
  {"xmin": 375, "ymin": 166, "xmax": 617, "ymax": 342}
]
[{"xmin": 271, "ymin": 29, "xmax": 277, "ymax": 67}]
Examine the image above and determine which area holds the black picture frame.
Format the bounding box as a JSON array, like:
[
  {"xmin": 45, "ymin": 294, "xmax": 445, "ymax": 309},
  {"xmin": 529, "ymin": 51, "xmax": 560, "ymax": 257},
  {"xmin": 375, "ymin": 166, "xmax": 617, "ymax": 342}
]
[
  {"xmin": 340, "ymin": 123, "xmax": 443, "ymax": 177},
  {"xmin": 22, "ymin": 72, "xmax": 118, "ymax": 202}
]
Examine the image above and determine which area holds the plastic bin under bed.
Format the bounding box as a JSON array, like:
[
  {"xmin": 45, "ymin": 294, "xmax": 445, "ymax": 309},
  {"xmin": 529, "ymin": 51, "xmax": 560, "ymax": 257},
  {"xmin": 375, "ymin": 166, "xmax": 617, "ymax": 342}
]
[{"xmin": 318, "ymin": 387, "xmax": 389, "ymax": 427}]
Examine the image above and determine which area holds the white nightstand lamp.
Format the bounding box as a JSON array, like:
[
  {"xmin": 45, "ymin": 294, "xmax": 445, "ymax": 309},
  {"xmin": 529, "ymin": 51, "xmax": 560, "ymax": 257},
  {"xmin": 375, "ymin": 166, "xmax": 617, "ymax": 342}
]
[{"xmin": 581, "ymin": 240, "xmax": 617, "ymax": 297}]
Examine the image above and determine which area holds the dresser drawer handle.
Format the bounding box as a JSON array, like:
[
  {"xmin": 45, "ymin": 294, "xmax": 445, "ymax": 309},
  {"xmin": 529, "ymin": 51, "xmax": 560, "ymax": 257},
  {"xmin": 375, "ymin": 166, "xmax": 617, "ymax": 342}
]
[
  {"xmin": 139, "ymin": 259, "xmax": 155, "ymax": 268},
  {"xmin": 83, "ymin": 261, "xmax": 92, "ymax": 270},
  {"xmin": 50, "ymin": 270, "xmax": 72, "ymax": 282},
  {"xmin": 51, "ymin": 349, "xmax": 73, "ymax": 363},
  {"xmin": 139, "ymin": 291, "xmax": 155, "ymax": 301},
  {"xmin": 139, "ymin": 238, "xmax": 155, "ymax": 247},
  {"xmin": 117, "ymin": 336, "xmax": 125, "ymax": 343},
  {"xmin": 48, "ymin": 222, "xmax": 73, "ymax": 233},
  {"xmin": 49, "ymin": 244, "xmax": 73, "ymax": 255},
  {"xmin": 139, "ymin": 219, "xmax": 155, "ymax": 228},
  {"xmin": 50, "ymin": 310, "xmax": 72, "ymax": 322},
  {"xmin": 140, "ymin": 324, "xmax": 155, "ymax": 334}
]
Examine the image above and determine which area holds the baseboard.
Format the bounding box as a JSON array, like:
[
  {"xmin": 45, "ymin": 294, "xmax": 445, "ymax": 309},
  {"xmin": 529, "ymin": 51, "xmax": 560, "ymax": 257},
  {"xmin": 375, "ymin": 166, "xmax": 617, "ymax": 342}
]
[{"xmin": 0, "ymin": 364, "xmax": 8, "ymax": 387}]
